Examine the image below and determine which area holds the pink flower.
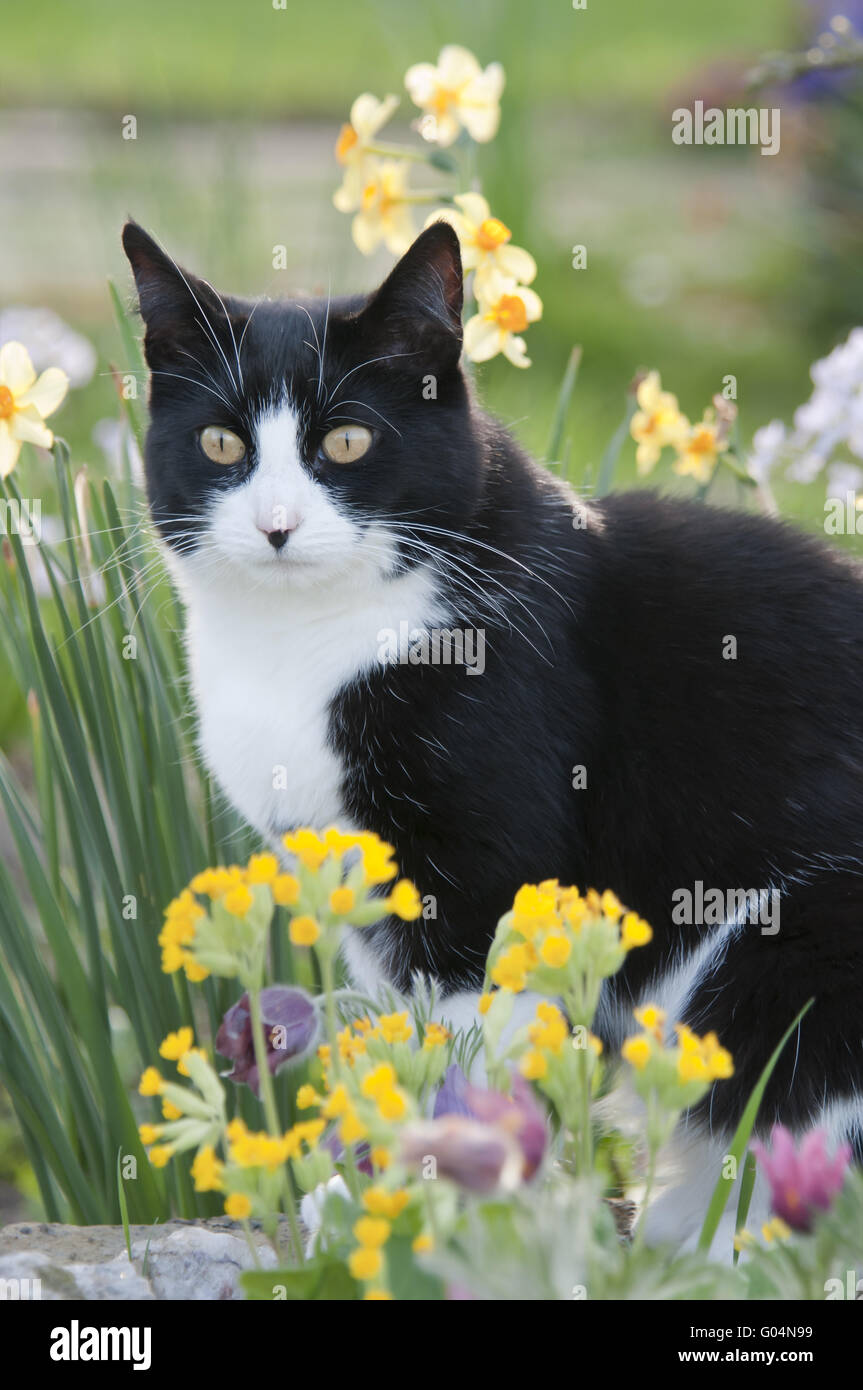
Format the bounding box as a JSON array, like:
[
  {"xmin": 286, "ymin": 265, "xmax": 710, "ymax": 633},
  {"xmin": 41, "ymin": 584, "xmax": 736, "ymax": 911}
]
[{"xmin": 753, "ymin": 1124, "xmax": 851, "ymax": 1232}]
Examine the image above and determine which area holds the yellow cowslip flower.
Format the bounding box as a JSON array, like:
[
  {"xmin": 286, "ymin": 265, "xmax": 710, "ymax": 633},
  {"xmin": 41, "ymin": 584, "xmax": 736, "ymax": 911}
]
[
  {"xmin": 364, "ymin": 1289, "xmax": 393, "ymax": 1300},
  {"xmin": 159, "ymin": 1027, "xmax": 194, "ymax": 1062},
  {"xmin": 405, "ymin": 45, "xmax": 504, "ymax": 147},
  {"xmin": 478, "ymin": 992, "xmax": 494, "ymax": 1015},
  {"xmin": 378, "ymin": 1012, "xmax": 412, "ymax": 1045},
  {"xmin": 539, "ymin": 931, "xmax": 571, "ymax": 968},
  {"xmin": 296, "ymin": 1084, "xmax": 321, "ymax": 1110},
  {"xmin": 225, "ymin": 1192, "xmax": 252, "ymax": 1220},
  {"xmin": 183, "ymin": 956, "xmax": 210, "ymax": 984},
  {"xmin": 335, "ymin": 92, "xmax": 399, "ymax": 167},
  {"xmin": 354, "ymin": 1216, "xmax": 391, "ymax": 1249},
  {"xmin": 289, "ymin": 915, "xmax": 320, "ymax": 947},
  {"xmin": 161, "ymin": 1100, "xmax": 182, "ymax": 1121},
  {"xmin": 529, "ymin": 1001, "xmax": 568, "ymax": 1054},
  {"xmin": 387, "ymin": 879, "xmax": 423, "ymax": 921},
  {"xmin": 361, "ymin": 1064, "xmax": 398, "ymax": 1100},
  {"xmin": 282, "ymin": 828, "xmax": 328, "ymax": 871},
  {"xmin": 356, "ymin": 832, "xmax": 398, "ymax": 886},
  {"xmin": 223, "ymin": 884, "xmax": 254, "ymax": 918},
  {"xmin": 177, "ymin": 1046, "xmax": 207, "ymax": 1079},
  {"xmin": 520, "ymin": 1049, "xmax": 548, "ymax": 1081},
  {"xmin": 334, "ymin": 157, "xmax": 416, "ymax": 258},
  {"xmin": 138, "ymin": 1066, "xmax": 164, "ymax": 1097},
  {"xmin": 272, "ymin": 873, "xmax": 300, "ymax": 907},
  {"xmin": 621, "ymin": 1035, "xmax": 652, "ymax": 1071},
  {"xmin": 292, "ymin": 1119, "xmax": 326, "ymax": 1149},
  {"xmin": 762, "ymin": 1217, "xmax": 792, "ymax": 1244},
  {"xmin": 138, "ymin": 1124, "xmax": 163, "ymax": 1146},
  {"xmin": 363, "ymin": 1187, "xmax": 409, "ymax": 1219},
  {"xmin": 633, "ymin": 1003, "xmax": 666, "ymax": 1041},
  {"xmin": 375, "ymin": 1087, "xmax": 407, "ymax": 1122},
  {"xmin": 464, "ymin": 271, "xmax": 542, "ymax": 368},
  {"xmin": 349, "ymin": 1247, "xmax": 383, "ymax": 1281},
  {"xmin": 734, "ymin": 1228, "xmax": 757, "ymax": 1253},
  {"xmin": 510, "ymin": 884, "xmax": 558, "ymax": 939},
  {"xmin": 322, "ymin": 1084, "xmax": 350, "ymax": 1119},
  {"xmin": 191, "ymin": 1145, "xmax": 224, "ymax": 1193},
  {"xmin": 340, "ymin": 1109, "xmax": 369, "ymax": 1145},
  {"xmin": 371, "ymin": 1146, "xmax": 392, "ymax": 1170},
  {"xmin": 491, "ymin": 941, "xmax": 536, "ymax": 993},
  {"xmin": 412, "ymin": 1233, "xmax": 434, "ymax": 1254},
  {"xmin": 630, "ymin": 371, "xmax": 689, "ymax": 476},
  {"xmin": 425, "ymin": 193, "xmax": 536, "ymax": 295},
  {"xmin": 247, "ymin": 852, "xmax": 279, "ymax": 884},
  {"xmin": 0, "ymin": 340, "xmax": 68, "ymax": 478},
  {"xmin": 329, "ymin": 886, "xmax": 356, "ymax": 915},
  {"xmin": 423, "ymin": 1022, "xmax": 450, "ymax": 1050},
  {"xmin": 621, "ymin": 912, "xmax": 652, "ymax": 950},
  {"xmin": 338, "ymin": 1025, "xmax": 367, "ymax": 1064},
  {"xmin": 677, "ymin": 1050, "xmax": 710, "ymax": 1084},
  {"xmin": 674, "ymin": 410, "xmax": 726, "ymax": 485},
  {"xmin": 148, "ymin": 1145, "xmax": 173, "ymax": 1168},
  {"xmin": 599, "ymin": 889, "xmax": 623, "ymax": 922}
]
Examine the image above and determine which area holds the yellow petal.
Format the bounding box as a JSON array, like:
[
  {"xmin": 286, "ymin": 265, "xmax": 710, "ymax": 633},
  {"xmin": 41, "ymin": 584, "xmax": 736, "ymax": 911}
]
[
  {"xmin": 10, "ymin": 407, "xmax": 53, "ymax": 449},
  {"xmin": 17, "ymin": 367, "xmax": 68, "ymax": 418},
  {"xmin": 0, "ymin": 341, "xmax": 36, "ymax": 396}
]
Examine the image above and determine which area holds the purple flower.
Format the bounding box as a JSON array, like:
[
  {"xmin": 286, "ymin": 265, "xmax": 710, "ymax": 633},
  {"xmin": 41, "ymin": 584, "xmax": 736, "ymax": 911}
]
[
  {"xmin": 753, "ymin": 1124, "xmax": 851, "ymax": 1232},
  {"xmin": 401, "ymin": 1116, "xmax": 524, "ymax": 1194},
  {"xmin": 435, "ymin": 1065, "xmax": 548, "ymax": 1180},
  {"xmin": 215, "ymin": 985, "xmax": 317, "ymax": 1096}
]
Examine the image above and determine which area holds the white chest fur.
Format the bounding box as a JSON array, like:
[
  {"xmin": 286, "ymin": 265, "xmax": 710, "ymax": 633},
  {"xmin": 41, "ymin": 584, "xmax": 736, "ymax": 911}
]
[{"xmin": 181, "ymin": 564, "xmax": 445, "ymax": 838}]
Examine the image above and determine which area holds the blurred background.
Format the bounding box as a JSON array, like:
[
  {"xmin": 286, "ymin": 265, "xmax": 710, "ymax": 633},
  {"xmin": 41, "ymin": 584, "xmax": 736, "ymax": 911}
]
[{"xmin": 1, "ymin": 0, "xmax": 863, "ymax": 1219}]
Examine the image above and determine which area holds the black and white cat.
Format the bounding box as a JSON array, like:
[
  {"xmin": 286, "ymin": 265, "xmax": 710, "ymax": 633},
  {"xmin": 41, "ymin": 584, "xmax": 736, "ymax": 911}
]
[{"xmin": 123, "ymin": 219, "xmax": 863, "ymax": 1251}]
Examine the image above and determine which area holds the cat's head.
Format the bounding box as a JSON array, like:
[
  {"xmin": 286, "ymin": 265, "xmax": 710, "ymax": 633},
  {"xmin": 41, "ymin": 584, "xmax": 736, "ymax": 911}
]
[{"xmin": 122, "ymin": 220, "xmax": 480, "ymax": 593}]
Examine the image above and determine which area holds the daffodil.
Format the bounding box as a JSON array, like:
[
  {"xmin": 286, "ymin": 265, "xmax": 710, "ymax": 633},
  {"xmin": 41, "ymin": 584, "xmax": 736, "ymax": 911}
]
[
  {"xmin": 333, "ymin": 157, "xmax": 416, "ymax": 256},
  {"xmin": 335, "ymin": 93, "xmax": 399, "ymax": 168},
  {"xmin": 425, "ymin": 193, "xmax": 536, "ymax": 295},
  {"xmin": 405, "ymin": 45, "xmax": 504, "ymax": 147},
  {"xmin": 0, "ymin": 340, "xmax": 68, "ymax": 477},
  {"xmin": 673, "ymin": 409, "xmax": 726, "ymax": 484},
  {"xmin": 463, "ymin": 271, "xmax": 542, "ymax": 368},
  {"xmin": 630, "ymin": 371, "xmax": 689, "ymax": 475}
]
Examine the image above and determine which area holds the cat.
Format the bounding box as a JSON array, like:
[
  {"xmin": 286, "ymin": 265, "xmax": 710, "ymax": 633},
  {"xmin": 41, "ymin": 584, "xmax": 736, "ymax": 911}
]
[{"xmin": 123, "ymin": 219, "xmax": 863, "ymax": 1251}]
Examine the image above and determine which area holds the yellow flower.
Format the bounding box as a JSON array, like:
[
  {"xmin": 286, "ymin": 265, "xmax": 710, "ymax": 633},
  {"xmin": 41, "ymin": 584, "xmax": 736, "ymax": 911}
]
[
  {"xmin": 161, "ymin": 1099, "xmax": 182, "ymax": 1121},
  {"xmin": 177, "ymin": 1046, "xmax": 207, "ymax": 1078},
  {"xmin": 478, "ymin": 992, "xmax": 494, "ymax": 1015},
  {"xmin": 159, "ymin": 1027, "xmax": 194, "ymax": 1062},
  {"xmin": 138, "ymin": 1066, "xmax": 164, "ymax": 1097},
  {"xmin": 334, "ymin": 157, "xmax": 416, "ymax": 257},
  {"xmin": 677, "ymin": 1050, "xmax": 710, "ymax": 1084},
  {"xmin": 520, "ymin": 1049, "xmax": 548, "ymax": 1080},
  {"xmin": 425, "ymin": 193, "xmax": 536, "ymax": 295},
  {"xmin": 329, "ymin": 886, "xmax": 356, "ymax": 915},
  {"xmin": 138, "ymin": 1124, "xmax": 163, "ymax": 1146},
  {"xmin": 528, "ymin": 1000, "xmax": 569, "ymax": 1054},
  {"xmin": 376, "ymin": 1087, "xmax": 407, "ymax": 1122},
  {"xmin": 378, "ymin": 1012, "xmax": 412, "ymax": 1045},
  {"xmin": 371, "ymin": 1146, "xmax": 392, "ymax": 1171},
  {"xmin": 621, "ymin": 1035, "xmax": 652, "ymax": 1071},
  {"xmin": 463, "ymin": 271, "xmax": 542, "ymax": 368},
  {"xmin": 363, "ymin": 1187, "xmax": 410, "ymax": 1219},
  {"xmin": 296, "ymin": 1084, "xmax": 321, "ymax": 1110},
  {"xmin": 223, "ymin": 884, "xmax": 254, "ymax": 918},
  {"xmin": 600, "ymin": 889, "xmax": 624, "ymax": 922},
  {"xmin": 191, "ymin": 1146, "xmax": 224, "ymax": 1193},
  {"xmin": 621, "ymin": 912, "xmax": 652, "ymax": 950},
  {"xmin": 405, "ymin": 45, "xmax": 504, "ymax": 147},
  {"xmin": 386, "ymin": 879, "xmax": 423, "ymax": 921},
  {"xmin": 491, "ymin": 941, "xmax": 536, "ymax": 992},
  {"xmin": 272, "ymin": 873, "xmax": 300, "ymax": 907},
  {"xmin": 630, "ymin": 371, "xmax": 689, "ymax": 475},
  {"xmin": 412, "ymin": 1233, "xmax": 434, "ymax": 1253},
  {"xmin": 247, "ymin": 852, "xmax": 279, "ymax": 884},
  {"xmin": 340, "ymin": 1109, "xmax": 369, "ymax": 1145},
  {"xmin": 148, "ymin": 1145, "xmax": 173, "ymax": 1168},
  {"xmin": 361, "ymin": 1064, "xmax": 398, "ymax": 1100},
  {"xmin": 289, "ymin": 915, "xmax": 320, "ymax": 947},
  {"xmin": 335, "ymin": 92, "xmax": 399, "ymax": 166},
  {"xmin": 762, "ymin": 1216, "xmax": 792, "ymax": 1244},
  {"xmin": 349, "ymin": 1247, "xmax": 383, "ymax": 1281},
  {"xmin": 633, "ymin": 1003, "xmax": 666, "ymax": 1041},
  {"xmin": 510, "ymin": 884, "xmax": 558, "ymax": 939},
  {"xmin": 539, "ymin": 931, "xmax": 571, "ymax": 968},
  {"xmin": 225, "ymin": 1192, "xmax": 252, "ymax": 1220},
  {"xmin": 184, "ymin": 957, "xmax": 210, "ymax": 984},
  {"xmin": 0, "ymin": 340, "xmax": 68, "ymax": 477},
  {"xmin": 282, "ymin": 828, "xmax": 328, "ymax": 871},
  {"xmin": 354, "ymin": 1216, "xmax": 391, "ymax": 1249},
  {"xmin": 364, "ymin": 1288, "xmax": 393, "ymax": 1300},
  {"xmin": 674, "ymin": 411, "xmax": 724, "ymax": 485},
  {"xmin": 423, "ymin": 1021, "xmax": 450, "ymax": 1050}
]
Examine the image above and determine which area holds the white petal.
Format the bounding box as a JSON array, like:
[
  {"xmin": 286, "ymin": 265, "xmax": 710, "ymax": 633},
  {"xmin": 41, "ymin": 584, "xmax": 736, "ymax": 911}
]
[
  {"xmin": 17, "ymin": 366, "xmax": 68, "ymax": 418},
  {"xmin": 502, "ymin": 335, "xmax": 530, "ymax": 368},
  {"xmin": 384, "ymin": 205, "xmax": 417, "ymax": 255},
  {"xmin": 517, "ymin": 287, "xmax": 543, "ymax": 322},
  {"xmin": 0, "ymin": 420, "xmax": 21, "ymax": 477},
  {"xmin": 459, "ymin": 100, "xmax": 501, "ymax": 144},
  {"xmin": 404, "ymin": 62, "xmax": 438, "ymax": 105},
  {"xmin": 453, "ymin": 192, "xmax": 489, "ymax": 228},
  {"xmin": 11, "ymin": 405, "xmax": 54, "ymax": 448},
  {"xmin": 496, "ymin": 244, "xmax": 537, "ymax": 284},
  {"xmin": 351, "ymin": 211, "xmax": 383, "ymax": 257},
  {"xmin": 0, "ymin": 340, "xmax": 36, "ymax": 395},
  {"xmin": 438, "ymin": 45, "xmax": 481, "ymax": 85},
  {"xmin": 463, "ymin": 316, "xmax": 502, "ymax": 363}
]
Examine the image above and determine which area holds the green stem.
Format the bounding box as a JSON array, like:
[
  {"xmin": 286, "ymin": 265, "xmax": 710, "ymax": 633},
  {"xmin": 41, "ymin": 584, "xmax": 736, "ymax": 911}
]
[{"xmin": 247, "ymin": 980, "xmax": 305, "ymax": 1264}]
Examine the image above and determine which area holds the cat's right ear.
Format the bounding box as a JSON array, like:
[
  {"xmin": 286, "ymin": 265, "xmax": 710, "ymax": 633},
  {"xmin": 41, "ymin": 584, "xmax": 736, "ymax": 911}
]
[{"xmin": 121, "ymin": 221, "xmax": 216, "ymax": 368}]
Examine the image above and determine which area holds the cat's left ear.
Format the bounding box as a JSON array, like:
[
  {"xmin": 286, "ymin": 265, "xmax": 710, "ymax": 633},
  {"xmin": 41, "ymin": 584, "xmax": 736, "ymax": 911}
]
[{"xmin": 358, "ymin": 222, "xmax": 463, "ymax": 373}]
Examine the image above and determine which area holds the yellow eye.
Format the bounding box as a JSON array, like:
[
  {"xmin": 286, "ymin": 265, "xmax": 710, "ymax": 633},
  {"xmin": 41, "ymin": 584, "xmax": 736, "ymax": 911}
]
[
  {"xmin": 321, "ymin": 424, "xmax": 373, "ymax": 464},
  {"xmin": 199, "ymin": 425, "xmax": 246, "ymax": 466}
]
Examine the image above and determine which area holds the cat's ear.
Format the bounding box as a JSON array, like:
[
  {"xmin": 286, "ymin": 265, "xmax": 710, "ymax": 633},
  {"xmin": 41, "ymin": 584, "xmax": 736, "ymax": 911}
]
[
  {"xmin": 358, "ymin": 222, "xmax": 463, "ymax": 373},
  {"xmin": 121, "ymin": 221, "xmax": 225, "ymax": 368}
]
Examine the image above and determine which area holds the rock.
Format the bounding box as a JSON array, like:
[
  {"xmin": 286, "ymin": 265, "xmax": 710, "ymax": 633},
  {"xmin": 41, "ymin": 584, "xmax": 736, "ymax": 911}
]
[{"xmin": 0, "ymin": 1218, "xmax": 283, "ymax": 1300}]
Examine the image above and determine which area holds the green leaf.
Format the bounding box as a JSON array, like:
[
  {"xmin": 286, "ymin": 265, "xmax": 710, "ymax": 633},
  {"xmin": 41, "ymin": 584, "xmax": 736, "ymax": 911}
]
[{"xmin": 241, "ymin": 1258, "xmax": 358, "ymax": 1300}]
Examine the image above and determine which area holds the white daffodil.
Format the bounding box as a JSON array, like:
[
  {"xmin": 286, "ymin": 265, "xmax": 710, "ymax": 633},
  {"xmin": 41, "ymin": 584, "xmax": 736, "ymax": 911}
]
[
  {"xmin": 334, "ymin": 92, "xmax": 399, "ymax": 169},
  {"xmin": 405, "ymin": 45, "xmax": 504, "ymax": 147},
  {"xmin": 463, "ymin": 271, "xmax": 542, "ymax": 368},
  {"xmin": 425, "ymin": 193, "xmax": 536, "ymax": 296},
  {"xmin": 335, "ymin": 157, "xmax": 417, "ymax": 256},
  {"xmin": 0, "ymin": 340, "xmax": 68, "ymax": 477}
]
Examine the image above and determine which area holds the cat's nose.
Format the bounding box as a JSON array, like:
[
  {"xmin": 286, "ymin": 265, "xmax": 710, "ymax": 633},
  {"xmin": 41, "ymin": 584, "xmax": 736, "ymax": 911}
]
[{"xmin": 265, "ymin": 528, "xmax": 290, "ymax": 551}]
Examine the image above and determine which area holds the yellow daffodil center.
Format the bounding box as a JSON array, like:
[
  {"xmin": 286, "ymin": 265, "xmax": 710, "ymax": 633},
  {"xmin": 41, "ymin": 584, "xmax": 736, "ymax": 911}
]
[
  {"xmin": 688, "ymin": 425, "xmax": 717, "ymax": 457},
  {"xmin": 335, "ymin": 123, "xmax": 359, "ymax": 163},
  {"xmin": 488, "ymin": 294, "xmax": 529, "ymax": 334},
  {"xmin": 0, "ymin": 386, "xmax": 15, "ymax": 419},
  {"xmin": 476, "ymin": 217, "xmax": 511, "ymax": 251},
  {"xmin": 432, "ymin": 86, "xmax": 461, "ymax": 115}
]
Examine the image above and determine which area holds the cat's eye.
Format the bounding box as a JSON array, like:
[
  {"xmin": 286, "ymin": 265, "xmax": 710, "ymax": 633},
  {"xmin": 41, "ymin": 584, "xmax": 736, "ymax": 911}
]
[
  {"xmin": 321, "ymin": 424, "xmax": 373, "ymax": 465},
  {"xmin": 199, "ymin": 425, "xmax": 247, "ymax": 466}
]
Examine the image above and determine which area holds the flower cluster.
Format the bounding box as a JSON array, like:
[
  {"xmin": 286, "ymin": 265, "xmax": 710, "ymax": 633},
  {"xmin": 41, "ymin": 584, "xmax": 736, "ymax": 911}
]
[
  {"xmin": 332, "ymin": 47, "xmax": 542, "ymax": 367},
  {"xmin": 0, "ymin": 339, "xmax": 68, "ymax": 478},
  {"xmin": 621, "ymin": 1004, "xmax": 734, "ymax": 1110},
  {"xmin": 630, "ymin": 370, "xmax": 738, "ymax": 486}
]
